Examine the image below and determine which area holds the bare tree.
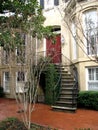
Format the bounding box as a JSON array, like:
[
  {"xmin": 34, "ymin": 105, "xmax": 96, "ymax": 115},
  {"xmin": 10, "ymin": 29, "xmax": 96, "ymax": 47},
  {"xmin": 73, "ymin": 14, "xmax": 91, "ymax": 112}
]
[
  {"xmin": 0, "ymin": 0, "xmax": 56, "ymax": 129},
  {"xmin": 59, "ymin": 0, "xmax": 98, "ymax": 62}
]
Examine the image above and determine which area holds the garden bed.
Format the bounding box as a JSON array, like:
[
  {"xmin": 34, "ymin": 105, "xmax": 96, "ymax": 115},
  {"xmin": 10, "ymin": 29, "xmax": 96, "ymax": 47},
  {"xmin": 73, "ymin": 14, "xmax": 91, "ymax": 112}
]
[{"xmin": 0, "ymin": 117, "xmax": 57, "ymax": 130}]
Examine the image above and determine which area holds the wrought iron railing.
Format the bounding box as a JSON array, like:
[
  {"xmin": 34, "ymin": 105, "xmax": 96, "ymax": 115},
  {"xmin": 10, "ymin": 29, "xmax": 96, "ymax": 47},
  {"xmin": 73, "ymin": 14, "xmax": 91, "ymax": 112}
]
[{"xmin": 51, "ymin": 52, "xmax": 79, "ymax": 105}]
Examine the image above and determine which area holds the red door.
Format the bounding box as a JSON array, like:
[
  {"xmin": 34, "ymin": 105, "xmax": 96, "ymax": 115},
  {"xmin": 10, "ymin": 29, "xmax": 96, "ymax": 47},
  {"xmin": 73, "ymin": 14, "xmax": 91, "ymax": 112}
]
[{"xmin": 46, "ymin": 34, "xmax": 61, "ymax": 63}]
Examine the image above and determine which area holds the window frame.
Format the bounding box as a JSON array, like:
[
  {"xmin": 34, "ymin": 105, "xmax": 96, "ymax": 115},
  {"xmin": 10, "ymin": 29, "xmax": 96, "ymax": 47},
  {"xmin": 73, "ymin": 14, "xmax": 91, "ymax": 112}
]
[
  {"xmin": 16, "ymin": 71, "xmax": 27, "ymax": 93},
  {"xmin": 3, "ymin": 72, "xmax": 10, "ymax": 93},
  {"xmin": 86, "ymin": 67, "xmax": 98, "ymax": 91},
  {"xmin": 83, "ymin": 9, "xmax": 98, "ymax": 56}
]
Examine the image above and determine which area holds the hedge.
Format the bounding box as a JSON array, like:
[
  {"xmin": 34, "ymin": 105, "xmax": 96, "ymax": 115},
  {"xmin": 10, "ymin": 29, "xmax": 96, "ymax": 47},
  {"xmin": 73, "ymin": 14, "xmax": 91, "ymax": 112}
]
[
  {"xmin": 77, "ymin": 91, "xmax": 98, "ymax": 110},
  {"xmin": 0, "ymin": 87, "xmax": 5, "ymax": 97}
]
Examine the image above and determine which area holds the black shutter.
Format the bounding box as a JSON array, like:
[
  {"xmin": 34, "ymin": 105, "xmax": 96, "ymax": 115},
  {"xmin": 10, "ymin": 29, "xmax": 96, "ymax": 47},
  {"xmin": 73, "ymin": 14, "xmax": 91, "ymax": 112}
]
[
  {"xmin": 40, "ymin": 0, "xmax": 44, "ymax": 9},
  {"xmin": 54, "ymin": 0, "xmax": 59, "ymax": 6}
]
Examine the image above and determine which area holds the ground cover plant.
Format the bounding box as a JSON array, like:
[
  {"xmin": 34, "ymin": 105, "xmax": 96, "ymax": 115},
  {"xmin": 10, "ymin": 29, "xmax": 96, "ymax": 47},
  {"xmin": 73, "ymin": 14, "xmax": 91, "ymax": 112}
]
[{"xmin": 0, "ymin": 117, "xmax": 58, "ymax": 130}]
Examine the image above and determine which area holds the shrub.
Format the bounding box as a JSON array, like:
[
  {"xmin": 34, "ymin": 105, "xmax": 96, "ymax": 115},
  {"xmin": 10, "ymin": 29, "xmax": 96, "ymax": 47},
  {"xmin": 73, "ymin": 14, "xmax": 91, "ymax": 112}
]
[
  {"xmin": 0, "ymin": 117, "xmax": 27, "ymax": 130},
  {"xmin": 44, "ymin": 64, "xmax": 58, "ymax": 105},
  {"xmin": 0, "ymin": 87, "xmax": 5, "ymax": 97},
  {"xmin": 0, "ymin": 117, "xmax": 58, "ymax": 130},
  {"xmin": 77, "ymin": 91, "xmax": 98, "ymax": 110}
]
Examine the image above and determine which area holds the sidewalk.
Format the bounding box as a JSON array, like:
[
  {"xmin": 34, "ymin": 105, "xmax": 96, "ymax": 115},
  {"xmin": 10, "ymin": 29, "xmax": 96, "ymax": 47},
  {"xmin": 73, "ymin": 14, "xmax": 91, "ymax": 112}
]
[{"xmin": 0, "ymin": 98, "xmax": 98, "ymax": 130}]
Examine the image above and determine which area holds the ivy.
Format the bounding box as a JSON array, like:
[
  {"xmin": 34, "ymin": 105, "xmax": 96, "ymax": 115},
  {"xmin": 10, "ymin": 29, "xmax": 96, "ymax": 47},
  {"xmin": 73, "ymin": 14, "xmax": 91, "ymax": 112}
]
[{"xmin": 45, "ymin": 64, "xmax": 58, "ymax": 105}]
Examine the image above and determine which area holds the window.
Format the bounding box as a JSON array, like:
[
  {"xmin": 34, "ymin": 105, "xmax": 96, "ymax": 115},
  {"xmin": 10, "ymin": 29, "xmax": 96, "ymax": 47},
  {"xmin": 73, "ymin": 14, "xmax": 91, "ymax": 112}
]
[
  {"xmin": 3, "ymin": 72, "xmax": 10, "ymax": 92},
  {"xmin": 83, "ymin": 9, "xmax": 98, "ymax": 55},
  {"xmin": 65, "ymin": 0, "xmax": 69, "ymax": 2},
  {"xmin": 17, "ymin": 71, "xmax": 25, "ymax": 81},
  {"xmin": 87, "ymin": 68, "xmax": 98, "ymax": 90},
  {"xmin": 3, "ymin": 50, "xmax": 10, "ymax": 64},
  {"xmin": 40, "ymin": 0, "xmax": 44, "ymax": 9},
  {"xmin": 16, "ymin": 71, "xmax": 26, "ymax": 93},
  {"xmin": 16, "ymin": 34, "xmax": 26, "ymax": 64},
  {"xmin": 54, "ymin": 0, "xmax": 59, "ymax": 6},
  {"xmin": 45, "ymin": 0, "xmax": 54, "ymax": 9},
  {"xmin": 43, "ymin": 0, "xmax": 59, "ymax": 10}
]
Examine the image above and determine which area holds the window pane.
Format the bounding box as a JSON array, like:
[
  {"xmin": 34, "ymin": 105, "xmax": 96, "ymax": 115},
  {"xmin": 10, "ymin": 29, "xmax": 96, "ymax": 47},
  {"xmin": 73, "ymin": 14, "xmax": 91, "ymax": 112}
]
[
  {"xmin": 96, "ymin": 68, "xmax": 98, "ymax": 80},
  {"xmin": 83, "ymin": 10, "xmax": 98, "ymax": 55},
  {"xmin": 88, "ymin": 82, "xmax": 98, "ymax": 90},
  {"xmin": 17, "ymin": 71, "xmax": 25, "ymax": 81},
  {"xmin": 88, "ymin": 68, "xmax": 94, "ymax": 80},
  {"xmin": 4, "ymin": 72, "xmax": 10, "ymax": 92},
  {"xmin": 54, "ymin": 0, "xmax": 59, "ymax": 6},
  {"xmin": 40, "ymin": 0, "xmax": 44, "ymax": 9},
  {"xmin": 5, "ymin": 72, "xmax": 10, "ymax": 81}
]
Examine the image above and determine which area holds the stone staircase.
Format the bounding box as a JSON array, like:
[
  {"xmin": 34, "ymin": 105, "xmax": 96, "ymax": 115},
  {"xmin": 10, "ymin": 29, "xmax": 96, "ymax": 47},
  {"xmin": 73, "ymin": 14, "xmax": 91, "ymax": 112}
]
[{"xmin": 52, "ymin": 65, "xmax": 78, "ymax": 112}]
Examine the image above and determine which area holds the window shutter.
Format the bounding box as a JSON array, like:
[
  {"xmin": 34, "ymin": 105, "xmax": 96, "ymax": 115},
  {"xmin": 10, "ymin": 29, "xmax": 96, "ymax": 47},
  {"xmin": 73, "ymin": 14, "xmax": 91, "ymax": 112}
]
[
  {"xmin": 54, "ymin": 0, "xmax": 59, "ymax": 6},
  {"xmin": 40, "ymin": 0, "xmax": 44, "ymax": 9}
]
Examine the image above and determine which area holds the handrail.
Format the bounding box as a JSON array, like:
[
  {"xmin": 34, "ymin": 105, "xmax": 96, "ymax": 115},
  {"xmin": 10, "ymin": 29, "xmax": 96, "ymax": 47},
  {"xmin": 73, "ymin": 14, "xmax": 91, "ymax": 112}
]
[
  {"xmin": 61, "ymin": 54, "xmax": 79, "ymax": 108},
  {"xmin": 51, "ymin": 53, "xmax": 79, "ymax": 105}
]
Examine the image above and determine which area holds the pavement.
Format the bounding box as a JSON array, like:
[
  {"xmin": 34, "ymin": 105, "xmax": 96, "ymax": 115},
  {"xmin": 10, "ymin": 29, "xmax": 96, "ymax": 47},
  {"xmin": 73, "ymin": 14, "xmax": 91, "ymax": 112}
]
[{"xmin": 0, "ymin": 98, "xmax": 98, "ymax": 130}]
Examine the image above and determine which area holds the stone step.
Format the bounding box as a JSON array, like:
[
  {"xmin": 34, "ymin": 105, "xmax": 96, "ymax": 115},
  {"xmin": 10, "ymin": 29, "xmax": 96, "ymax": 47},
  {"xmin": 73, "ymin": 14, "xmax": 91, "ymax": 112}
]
[
  {"xmin": 56, "ymin": 100, "xmax": 77, "ymax": 104},
  {"xmin": 61, "ymin": 87, "xmax": 75, "ymax": 90},
  {"xmin": 59, "ymin": 96, "xmax": 75, "ymax": 99},
  {"xmin": 61, "ymin": 82, "xmax": 75, "ymax": 85},
  {"xmin": 60, "ymin": 91, "xmax": 73, "ymax": 94},
  {"xmin": 61, "ymin": 76, "xmax": 74, "ymax": 79},
  {"xmin": 59, "ymin": 97, "xmax": 77, "ymax": 102},
  {"xmin": 53, "ymin": 65, "xmax": 78, "ymax": 113},
  {"xmin": 61, "ymin": 80, "xmax": 75, "ymax": 83},
  {"xmin": 51, "ymin": 105, "xmax": 76, "ymax": 112},
  {"xmin": 60, "ymin": 92, "xmax": 78, "ymax": 96}
]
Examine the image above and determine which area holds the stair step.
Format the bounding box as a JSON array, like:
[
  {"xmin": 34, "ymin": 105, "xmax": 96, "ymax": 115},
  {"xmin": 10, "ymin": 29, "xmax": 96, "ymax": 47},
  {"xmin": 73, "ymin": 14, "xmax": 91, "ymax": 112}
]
[
  {"xmin": 62, "ymin": 83, "xmax": 75, "ymax": 85},
  {"xmin": 60, "ymin": 96, "xmax": 73, "ymax": 99},
  {"xmin": 53, "ymin": 64, "xmax": 78, "ymax": 112},
  {"xmin": 61, "ymin": 87, "xmax": 74, "ymax": 90},
  {"xmin": 56, "ymin": 100, "xmax": 76, "ymax": 104},
  {"xmin": 59, "ymin": 97, "xmax": 77, "ymax": 102},
  {"xmin": 52, "ymin": 105, "xmax": 76, "ymax": 111},
  {"xmin": 61, "ymin": 81, "xmax": 75, "ymax": 83},
  {"xmin": 60, "ymin": 93, "xmax": 78, "ymax": 96},
  {"xmin": 60, "ymin": 91, "xmax": 72, "ymax": 94},
  {"xmin": 61, "ymin": 77, "xmax": 74, "ymax": 80}
]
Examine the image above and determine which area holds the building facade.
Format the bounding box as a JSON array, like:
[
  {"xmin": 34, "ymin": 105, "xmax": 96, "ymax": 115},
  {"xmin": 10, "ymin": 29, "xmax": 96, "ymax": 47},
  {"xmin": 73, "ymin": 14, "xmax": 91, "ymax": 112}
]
[
  {"xmin": 0, "ymin": 0, "xmax": 98, "ymax": 99},
  {"xmin": 38, "ymin": 0, "xmax": 98, "ymax": 91}
]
